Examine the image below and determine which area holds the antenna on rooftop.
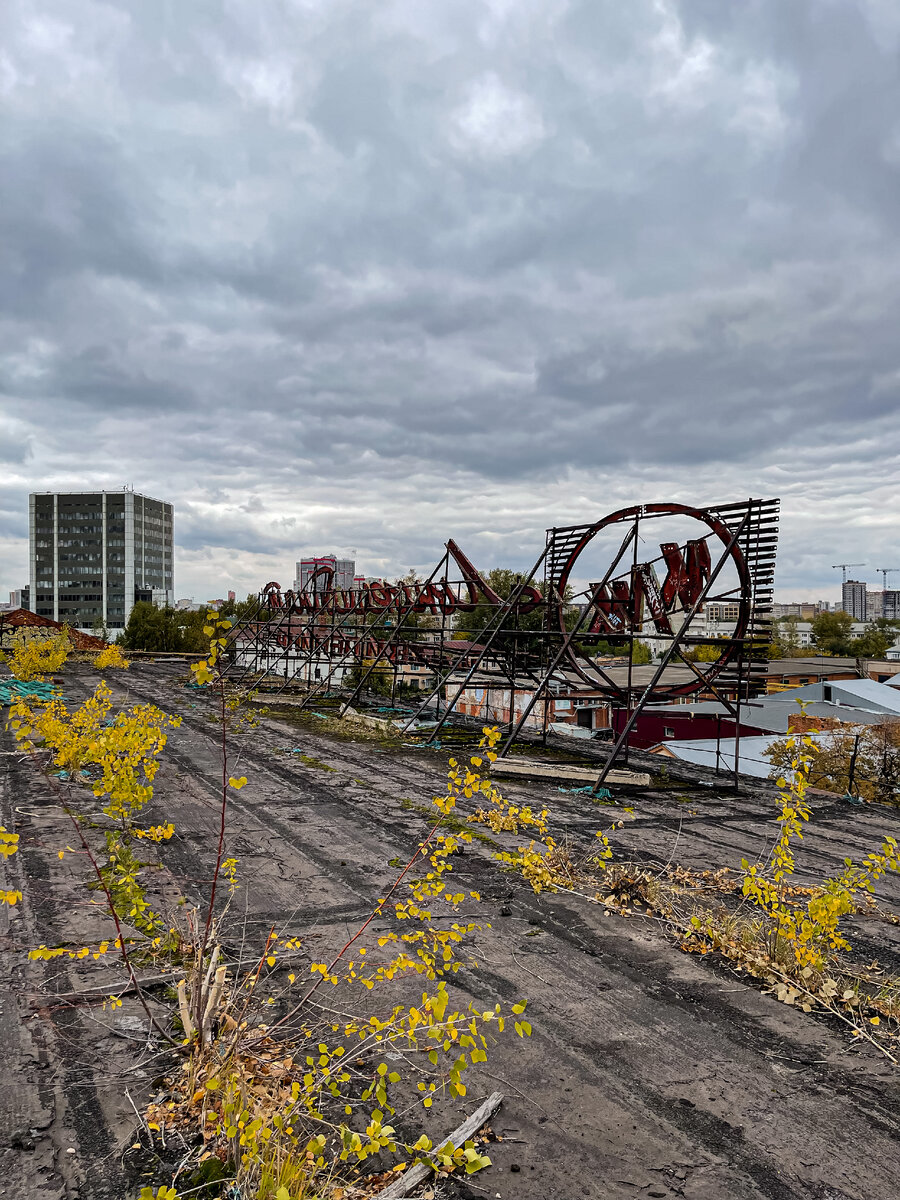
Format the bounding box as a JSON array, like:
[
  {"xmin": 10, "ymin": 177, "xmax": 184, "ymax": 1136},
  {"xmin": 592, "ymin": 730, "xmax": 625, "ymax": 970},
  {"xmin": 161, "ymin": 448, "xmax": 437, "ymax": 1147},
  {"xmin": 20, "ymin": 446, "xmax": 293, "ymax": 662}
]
[{"xmin": 832, "ymin": 562, "xmax": 865, "ymax": 585}]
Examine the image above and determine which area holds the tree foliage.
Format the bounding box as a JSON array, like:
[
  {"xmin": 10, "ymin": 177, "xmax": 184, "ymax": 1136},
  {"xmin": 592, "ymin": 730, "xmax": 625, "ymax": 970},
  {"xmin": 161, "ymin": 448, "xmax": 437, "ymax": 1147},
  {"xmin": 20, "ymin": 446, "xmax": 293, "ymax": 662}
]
[
  {"xmin": 119, "ymin": 603, "xmax": 211, "ymax": 653},
  {"xmin": 850, "ymin": 623, "xmax": 895, "ymax": 659},
  {"xmin": 740, "ymin": 731, "xmax": 900, "ymax": 973},
  {"xmin": 769, "ymin": 615, "xmax": 806, "ymax": 659},
  {"xmin": 453, "ymin": 568, "xmax": 547, "ymax": 640},
  {"xmin": 217, "ymin": 594, "xmax": 263, "ymax": 624},
  {"xmin": 809, "ymin": 612, "xmax": 895, "ymax": 659},
  {"xmin": 765, "ymin": 719, "xmax": 900, "ymax": 803},
  {"xmin": 681, "ymin": 642, "xmax": 719, "ymax": 663},
  {"xmin": 810, "ymin": 611, "xmax": 854, "ymax": 655}
]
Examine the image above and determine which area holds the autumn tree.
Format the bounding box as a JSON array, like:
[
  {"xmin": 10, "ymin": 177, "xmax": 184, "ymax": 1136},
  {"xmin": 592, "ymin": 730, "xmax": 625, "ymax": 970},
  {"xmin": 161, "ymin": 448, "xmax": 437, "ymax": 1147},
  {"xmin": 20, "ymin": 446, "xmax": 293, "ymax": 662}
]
[
  {"xmin": 120, "ymin": 603, "xmax": 210, "ymax": 653},
  {"xmin": 765, "ymin": 719, "xmax": 900, "ymax": 802}
]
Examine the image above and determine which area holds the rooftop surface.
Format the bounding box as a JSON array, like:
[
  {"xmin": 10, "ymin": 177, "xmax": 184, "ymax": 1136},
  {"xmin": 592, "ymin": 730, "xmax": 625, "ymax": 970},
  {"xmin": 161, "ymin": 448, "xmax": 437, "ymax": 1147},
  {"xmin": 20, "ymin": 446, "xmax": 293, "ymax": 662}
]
[
  {"xmin": 644, "ymin": 696, "xmax": 891, "ymax": 732},
  {"xmin": 650, "ymin": 731, "xmax": 838, "ymax": 778},
  {"xmin": 768, "ymin": 655, "xmax": 900, "ymax": 676},
  {"xmin": 785, "ymin": 676, "xmax": 900, "ymax": 715},
  {"xmin": 3, "ymin": 660, "xmax": 900, "ymax": 1199}
]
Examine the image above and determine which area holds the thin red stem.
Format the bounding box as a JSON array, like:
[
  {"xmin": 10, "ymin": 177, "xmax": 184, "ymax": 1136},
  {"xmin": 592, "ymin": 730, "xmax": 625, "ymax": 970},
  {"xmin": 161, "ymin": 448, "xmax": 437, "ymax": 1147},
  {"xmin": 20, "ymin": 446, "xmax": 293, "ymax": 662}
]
[
  {"xmin": 196, "ymin": 670, "xmax": 229, "ymax": 1030},
  {"xmin": 42, "ymin": 771, "xmax": 176, "ymax": 1045},
  {"xmin": 266, "ymin": 814, "xmax": 446, "ymax": 1036}
]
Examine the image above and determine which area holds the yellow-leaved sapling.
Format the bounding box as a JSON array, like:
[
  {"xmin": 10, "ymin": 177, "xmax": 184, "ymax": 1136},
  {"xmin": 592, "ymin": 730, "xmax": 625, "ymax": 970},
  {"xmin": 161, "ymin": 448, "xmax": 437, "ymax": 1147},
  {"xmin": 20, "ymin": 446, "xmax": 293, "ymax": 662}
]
[
  {"xmin": 682, "ymin": 731, "xmax": 900, "ymax": 1043},
  {"xmin": 740, "ymin": 731, "xmax": 899, "ymax": 974},
  {"xmin": 2, "ymin": 628, "xmax": 71, "ymax": 681},
  {"xmin": 94, "ymin": 642, "xmax": 130, "ymax": 670},
  {"xmin": 149, "ymin": 724, "xmax": 531, "ymax": 1198},
  {"xmin": 466, "ymin": 726, "xmax": 617, "ymax": 892}
]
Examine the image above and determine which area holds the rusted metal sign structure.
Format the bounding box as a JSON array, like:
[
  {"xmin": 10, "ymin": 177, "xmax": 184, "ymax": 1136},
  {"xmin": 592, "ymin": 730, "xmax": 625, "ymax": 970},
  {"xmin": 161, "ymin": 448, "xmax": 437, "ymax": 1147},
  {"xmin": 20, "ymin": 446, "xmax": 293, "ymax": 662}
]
[{"xmin": 226, "ymin": 498, "xmax": 778, "ymax": 788}]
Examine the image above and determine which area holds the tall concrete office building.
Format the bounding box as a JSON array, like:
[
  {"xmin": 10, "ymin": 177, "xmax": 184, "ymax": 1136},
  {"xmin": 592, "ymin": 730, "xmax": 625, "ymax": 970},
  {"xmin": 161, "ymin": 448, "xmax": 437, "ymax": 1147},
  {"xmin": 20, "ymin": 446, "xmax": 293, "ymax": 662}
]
[{"xmin": 28, "ymin": 490, "xmax": 174, "ymax": 632}]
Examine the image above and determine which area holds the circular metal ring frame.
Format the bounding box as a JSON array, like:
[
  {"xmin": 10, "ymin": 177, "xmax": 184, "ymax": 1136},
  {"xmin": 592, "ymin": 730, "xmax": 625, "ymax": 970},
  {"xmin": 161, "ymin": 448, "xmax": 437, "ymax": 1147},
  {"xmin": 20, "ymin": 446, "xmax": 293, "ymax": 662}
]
[{"xmin": 555, "ymin": 502, "xmax": 752, "ymax": 699}]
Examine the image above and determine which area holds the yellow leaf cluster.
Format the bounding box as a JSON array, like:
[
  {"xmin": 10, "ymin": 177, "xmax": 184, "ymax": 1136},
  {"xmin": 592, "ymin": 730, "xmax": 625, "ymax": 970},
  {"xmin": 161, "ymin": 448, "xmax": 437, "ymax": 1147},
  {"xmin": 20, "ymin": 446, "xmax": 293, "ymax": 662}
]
[
  {"xmin": 0, "ymin": 826, "xmax": 19, "ymax": 860},
  {"xmin": 9, "ymin": 681, "xmax": 181, "ymax": 826},
  {"xmin": 2, "ymin": 629, "xmax": 71, "ymax": 681},
  {"xmin": 94, "ymin": 643, "xmax": 130, "ymax": 671},
  {"xmin": 726, "ymin": 732, "xmax": 900, "ymax": 978}
]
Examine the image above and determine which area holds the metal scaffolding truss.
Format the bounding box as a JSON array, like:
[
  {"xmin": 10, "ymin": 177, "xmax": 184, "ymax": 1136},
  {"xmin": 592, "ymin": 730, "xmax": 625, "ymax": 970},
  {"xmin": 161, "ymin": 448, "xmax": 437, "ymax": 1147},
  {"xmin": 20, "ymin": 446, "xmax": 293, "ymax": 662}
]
[{"xmin": 223, "ymin": 498, "xmax": 779, "ymax": 789}]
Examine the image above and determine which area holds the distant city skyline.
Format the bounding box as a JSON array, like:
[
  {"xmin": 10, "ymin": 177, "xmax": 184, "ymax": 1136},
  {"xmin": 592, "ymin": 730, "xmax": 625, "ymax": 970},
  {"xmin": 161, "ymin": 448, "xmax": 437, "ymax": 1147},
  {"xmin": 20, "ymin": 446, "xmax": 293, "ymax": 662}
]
[
  {"xmin": 4, "ymin": 497, "xmax": 899, "ymax": 609},
  {"xmin": 2, "ymin": 4, "xmax": 899, "ymax": 609}
]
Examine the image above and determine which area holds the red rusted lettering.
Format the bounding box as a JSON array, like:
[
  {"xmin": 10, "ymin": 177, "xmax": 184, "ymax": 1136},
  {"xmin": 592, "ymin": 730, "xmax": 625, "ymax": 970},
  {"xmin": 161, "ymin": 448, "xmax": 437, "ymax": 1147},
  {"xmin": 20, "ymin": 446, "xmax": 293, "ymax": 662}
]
[
  {"xmin": 587, "ymin": 580, "xmax": 631, "ymax": 634},
  {"xmin": 632, "ymin": 564, "xmax": 673, "ymax": 634},
  {"xmin": 660, "ymin": 540, "xmax": 712, "ymax": 610}
]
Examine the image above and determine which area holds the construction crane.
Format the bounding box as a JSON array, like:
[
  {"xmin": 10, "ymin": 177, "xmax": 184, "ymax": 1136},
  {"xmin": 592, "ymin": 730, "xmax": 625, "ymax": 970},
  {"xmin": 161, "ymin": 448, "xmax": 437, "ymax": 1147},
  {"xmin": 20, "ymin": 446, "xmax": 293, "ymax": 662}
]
[
  {"xmin": 877, "ymin": 568, "xmax": 900, "ymax": 589},
  {"xmin": 832, "ymin": 562, "xmax": 865, "ymax": 584}
]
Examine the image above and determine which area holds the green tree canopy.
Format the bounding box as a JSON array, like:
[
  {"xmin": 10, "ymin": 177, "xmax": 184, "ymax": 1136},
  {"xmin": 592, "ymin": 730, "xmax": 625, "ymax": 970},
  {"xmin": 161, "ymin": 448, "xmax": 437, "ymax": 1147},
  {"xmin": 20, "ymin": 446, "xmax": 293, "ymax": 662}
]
[
  {"xmin": 120, "ymin": 603, "xmax": 211, "ymax": 653},
  {"xmin": 453, "ymin": 568, "xmax": 548, "ymax": 641},
  {"xmin": 218, "ymin": 593, "xmax": 264, "ymax": 624},
  {"xmin": 810, "ymin": 610, "xmax": 854, "ymax": 656},
  {"xmin": 848, "ymin": 624, "xmax": 894, "ymax": 659}
]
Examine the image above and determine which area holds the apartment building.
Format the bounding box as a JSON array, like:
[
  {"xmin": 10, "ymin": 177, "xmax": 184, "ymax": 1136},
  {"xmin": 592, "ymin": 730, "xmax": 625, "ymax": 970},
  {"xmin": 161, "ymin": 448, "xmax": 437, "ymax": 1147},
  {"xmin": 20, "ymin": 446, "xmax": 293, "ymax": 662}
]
[
  {"xmin": 841, "ymin": 579, "xmax": 867, "ymax": 621},
  {"xmin": 772, "ymin": 601, "xmax": 831, "ymax": 619},
  {"xmin": 294, "ymin": 555, "xmax": 356, "ymax": 593},
  {"xmin": 29, "ymin": 490, "xmax": 173, "ymax": 632}
]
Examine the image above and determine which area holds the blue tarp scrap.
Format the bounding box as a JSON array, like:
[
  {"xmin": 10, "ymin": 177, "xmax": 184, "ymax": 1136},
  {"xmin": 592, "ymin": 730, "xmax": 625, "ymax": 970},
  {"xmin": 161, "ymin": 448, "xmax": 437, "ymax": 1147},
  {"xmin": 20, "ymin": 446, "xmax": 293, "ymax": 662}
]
[
  {"xmin": 0, "ymin": 678, "xmax": 63, "ymax": 706},
  {"xmin": 557, "ymin": 784, "xmax": 612, "ymax": 800}
]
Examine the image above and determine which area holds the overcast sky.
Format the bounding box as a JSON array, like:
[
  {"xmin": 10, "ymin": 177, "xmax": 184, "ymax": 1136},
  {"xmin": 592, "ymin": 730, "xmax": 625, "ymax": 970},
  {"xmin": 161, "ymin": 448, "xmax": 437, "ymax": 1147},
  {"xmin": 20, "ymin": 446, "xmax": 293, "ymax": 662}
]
[{"xmin": 2, "ymin": 1, "xmax": 899, "ymax": 603}]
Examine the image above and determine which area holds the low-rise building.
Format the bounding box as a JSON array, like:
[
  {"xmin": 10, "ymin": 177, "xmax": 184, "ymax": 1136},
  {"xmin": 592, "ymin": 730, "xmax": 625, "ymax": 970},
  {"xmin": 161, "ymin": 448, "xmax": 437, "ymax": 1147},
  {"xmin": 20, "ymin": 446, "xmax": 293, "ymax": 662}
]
[
  {"xmin": 766, "ymin": 656, "xmax": 900, "ymax": 692},
  {"xmin": 772, "ymin": 601, "xmax": 831, "ymax": 618}
]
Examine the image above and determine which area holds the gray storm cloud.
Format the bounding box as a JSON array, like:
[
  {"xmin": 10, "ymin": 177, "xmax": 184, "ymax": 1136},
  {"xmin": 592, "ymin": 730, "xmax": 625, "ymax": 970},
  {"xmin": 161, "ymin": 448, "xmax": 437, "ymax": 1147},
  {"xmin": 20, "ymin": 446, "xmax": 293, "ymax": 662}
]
[{"xmin": 1, "ymin": 0, "xmax": 899, "ymax": 600}]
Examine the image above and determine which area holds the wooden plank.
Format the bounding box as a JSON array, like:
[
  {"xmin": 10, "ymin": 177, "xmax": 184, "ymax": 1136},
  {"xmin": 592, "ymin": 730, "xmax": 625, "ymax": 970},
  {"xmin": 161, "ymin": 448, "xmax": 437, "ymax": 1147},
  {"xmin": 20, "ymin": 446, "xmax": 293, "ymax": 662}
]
[
  {"xmin": 377, "ymin": 1091, "xmax": 504, "ymax": 1200},
  {"xmin": 491, "ymin": 759, "xmax": 650, "ymax": 787}
]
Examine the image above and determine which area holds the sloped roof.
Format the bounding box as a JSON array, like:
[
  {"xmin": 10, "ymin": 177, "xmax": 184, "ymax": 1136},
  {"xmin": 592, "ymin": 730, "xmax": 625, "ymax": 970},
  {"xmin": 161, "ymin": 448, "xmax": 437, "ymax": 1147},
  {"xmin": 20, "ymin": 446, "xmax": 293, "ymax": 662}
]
[
  {"xmin": 0, "ymin": 609, "xmax": 106, "ymax": 651},
  {"xmin": 643, "ymin": 697, "xmax": 889, "ymax": 732},
  {"xmin": 823, "ymin": 677, "xmax": 900, "ymax": 714},
  {"xmin": 777, "ymin": 677, "xmax": 900, "ymax": 716},
  {"xmin": 651, "ymin": 731, "xmax": 835, "ymax": 779}
]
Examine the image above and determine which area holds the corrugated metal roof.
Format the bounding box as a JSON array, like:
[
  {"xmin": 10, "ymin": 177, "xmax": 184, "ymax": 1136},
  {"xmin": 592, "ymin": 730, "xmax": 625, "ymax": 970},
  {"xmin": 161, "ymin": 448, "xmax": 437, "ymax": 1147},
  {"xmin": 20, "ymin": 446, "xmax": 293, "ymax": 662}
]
[
  {"xmin": 651, "ymin": 731, "xmax": 836, "ymax": 779},
  {"xmin": 643, "ymin": 697, "xmax": 889, "ymax": 732},
  {"xmin": 780, "ymin": 677, "xmax": 900, "ymax": 715}
]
